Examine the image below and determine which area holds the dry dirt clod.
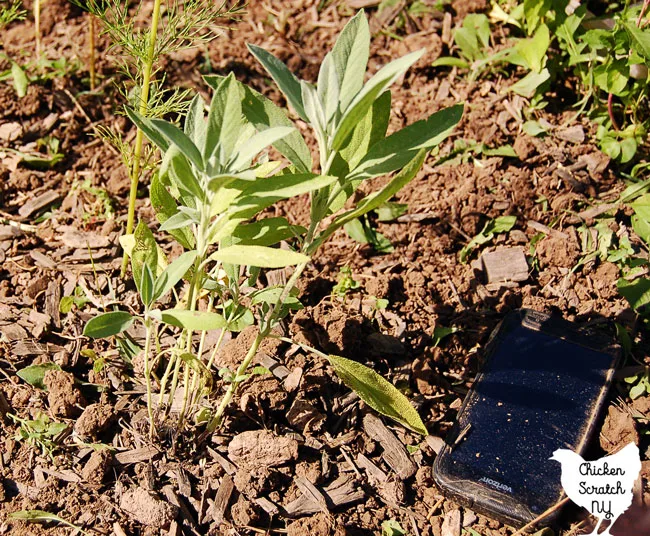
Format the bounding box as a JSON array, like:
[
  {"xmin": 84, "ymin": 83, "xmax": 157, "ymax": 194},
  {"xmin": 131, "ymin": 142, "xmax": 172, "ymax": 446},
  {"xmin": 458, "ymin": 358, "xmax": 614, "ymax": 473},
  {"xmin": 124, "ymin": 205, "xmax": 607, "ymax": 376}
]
[
  {"xmin": 74, "ymin": 403, "xmax": 114, "ymax": 438},
  {"xmin": 228, "ymin": 429, "xmax": 299, "ymax": 469},
  {"xmin": 81, "ymin": 449, "xmax": 112, "ymax": 484},
  {"xmin": 535, "ymin": 230, "xmax": 581, "ymax": 269},
  {"xmin": 286, "ymin": 512, "xmax": 346, "ymax": 536},
  {"xmin": 441, "ymin": 508, "xmax": 462, "ymax": 536},
  {"xmin": 43, "ymin": 369, "xmax": 86, "ymax": 418},
  {"xmin": 600, "ymin": 405, "xmax": 639, "ymax": 454},
  {"xmin": 230, "ymin": 495, "xmax": 262, "ymax": 526},
  {"xmin": 287, "ymin": 398, "xmax": 325, "ymax": 432},
  {"xmin": 119, "ymin": 486, "xmax": 179, "ymax": 529}
]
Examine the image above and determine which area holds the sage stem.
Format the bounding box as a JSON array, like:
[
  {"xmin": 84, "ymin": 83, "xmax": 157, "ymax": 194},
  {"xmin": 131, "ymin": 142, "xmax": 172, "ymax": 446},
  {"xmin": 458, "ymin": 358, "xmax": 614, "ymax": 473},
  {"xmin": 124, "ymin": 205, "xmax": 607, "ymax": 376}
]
[
  {"xmin": 143, "ymin": 317, "xmax": 155, "ymax": 437},
  {"xmin": 210, "ymin": 330, "xmax": 264, "ymax": 430}
]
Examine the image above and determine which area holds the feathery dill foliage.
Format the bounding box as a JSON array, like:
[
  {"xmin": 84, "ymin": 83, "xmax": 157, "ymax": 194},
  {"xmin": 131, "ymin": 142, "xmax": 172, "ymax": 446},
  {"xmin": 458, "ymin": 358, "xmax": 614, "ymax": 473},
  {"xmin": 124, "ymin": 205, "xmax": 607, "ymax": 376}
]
[
  {"xmin": 0, "ymin": 0, "xmax": 26, "ymax": 30},
  {"xmin": 80, "ymin": 0, "xmax": 244, "ymax": 273}
]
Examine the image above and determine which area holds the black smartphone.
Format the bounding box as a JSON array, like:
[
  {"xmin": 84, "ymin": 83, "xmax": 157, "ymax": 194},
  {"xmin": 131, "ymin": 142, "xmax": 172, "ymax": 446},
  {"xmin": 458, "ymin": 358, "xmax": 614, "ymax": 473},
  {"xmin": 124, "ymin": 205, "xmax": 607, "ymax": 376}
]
[{"xmin": 432, "ymin": 309, "xmax": 620, "ymax": 528}]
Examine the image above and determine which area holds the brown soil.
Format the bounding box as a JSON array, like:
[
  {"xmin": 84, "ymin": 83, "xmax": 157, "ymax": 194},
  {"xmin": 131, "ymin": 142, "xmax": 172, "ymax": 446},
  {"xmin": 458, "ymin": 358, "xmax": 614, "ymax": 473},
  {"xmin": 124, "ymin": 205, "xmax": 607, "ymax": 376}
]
[{"xmin": 1, "ymin": 1, "xmax": 649, "ymax": 536}]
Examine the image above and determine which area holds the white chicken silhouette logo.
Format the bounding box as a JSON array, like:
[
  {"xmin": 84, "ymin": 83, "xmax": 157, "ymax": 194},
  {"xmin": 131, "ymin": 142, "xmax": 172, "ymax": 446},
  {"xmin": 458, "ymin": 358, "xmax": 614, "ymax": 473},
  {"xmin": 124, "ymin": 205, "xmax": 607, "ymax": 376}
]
[{"xmin": 550, "ymin": 442, "xmax": 641, "ymax": 535}]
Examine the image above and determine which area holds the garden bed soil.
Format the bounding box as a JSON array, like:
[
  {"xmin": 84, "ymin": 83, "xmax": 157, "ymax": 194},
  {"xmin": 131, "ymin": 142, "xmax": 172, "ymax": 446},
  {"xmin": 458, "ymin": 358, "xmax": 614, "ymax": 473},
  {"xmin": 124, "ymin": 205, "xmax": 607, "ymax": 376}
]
[{"xmin": 1, "ymin": 1, "xmax": 649, "ymax": 535}]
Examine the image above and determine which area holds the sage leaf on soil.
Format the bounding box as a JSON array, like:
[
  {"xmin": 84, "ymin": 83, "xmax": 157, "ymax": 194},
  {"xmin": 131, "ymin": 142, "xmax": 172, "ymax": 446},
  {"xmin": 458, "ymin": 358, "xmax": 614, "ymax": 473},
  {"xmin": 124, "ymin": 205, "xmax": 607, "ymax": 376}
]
[
  {"xmin": 11, "ymin": 62, "xmax": 28, "ymax": 98},
  {"xmin": 83, "ymin": 311, "xmax": 134, "ymax": 339},
  {"xmin": 16, "ymin": 363, "xmax": 62, "ymax": 389},
  {"xmin": 327, "ymin": 354, "xmax": 428, "ymax": 436}
]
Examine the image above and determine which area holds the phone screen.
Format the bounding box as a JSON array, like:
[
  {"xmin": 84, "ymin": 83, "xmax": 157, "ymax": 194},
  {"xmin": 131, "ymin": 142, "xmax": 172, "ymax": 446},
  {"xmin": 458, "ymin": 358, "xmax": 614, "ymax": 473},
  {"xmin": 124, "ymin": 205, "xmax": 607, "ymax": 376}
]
[{"xmin": 439, "ymin": 320, "xmax": 617, "ymax": 518}]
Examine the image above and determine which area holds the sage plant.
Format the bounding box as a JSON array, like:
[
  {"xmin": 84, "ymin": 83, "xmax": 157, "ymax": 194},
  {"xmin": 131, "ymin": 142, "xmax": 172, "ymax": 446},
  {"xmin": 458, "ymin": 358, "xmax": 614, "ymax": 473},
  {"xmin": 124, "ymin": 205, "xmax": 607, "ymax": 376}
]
[{"xmin": 84, "ymin": 10, "xmax": 462, "ymax": 437}]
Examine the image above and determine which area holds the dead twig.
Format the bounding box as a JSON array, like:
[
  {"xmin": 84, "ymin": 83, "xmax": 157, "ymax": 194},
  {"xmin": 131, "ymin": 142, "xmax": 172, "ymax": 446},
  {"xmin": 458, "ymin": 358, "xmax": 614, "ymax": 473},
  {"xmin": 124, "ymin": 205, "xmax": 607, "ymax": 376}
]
[{"xmin": 511, "ymin": 497, "xmax": 570, "ymax": 536}]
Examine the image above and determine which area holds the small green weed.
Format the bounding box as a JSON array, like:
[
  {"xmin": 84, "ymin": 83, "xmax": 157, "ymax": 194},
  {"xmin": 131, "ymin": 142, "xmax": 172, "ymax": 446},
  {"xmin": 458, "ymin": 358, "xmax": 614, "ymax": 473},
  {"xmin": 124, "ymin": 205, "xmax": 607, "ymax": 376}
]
[
  {"xmin": 460, "ymin": 215, "xmax": 516, "ymax": 263},
  {"xmin": 332, "ymin": 266, "xmax": 361, "ymax": 300},
  {"xmin": 0, "ymin": 0, "xmax": 25, "ymax": 30},
  {"xmin": 9, "ymin": 412, "xmax": 67, "ymax": 459},
  {"xmin": 382, "ymin": 519, "xmax": 407, "ymax": 536},
  {"xmin": 493, "ymin": 0, "xmax": 650, "ymax": 162},
  {"xmin": 625, "ymin": 368, "xmax": 650, "ymax": 399}
]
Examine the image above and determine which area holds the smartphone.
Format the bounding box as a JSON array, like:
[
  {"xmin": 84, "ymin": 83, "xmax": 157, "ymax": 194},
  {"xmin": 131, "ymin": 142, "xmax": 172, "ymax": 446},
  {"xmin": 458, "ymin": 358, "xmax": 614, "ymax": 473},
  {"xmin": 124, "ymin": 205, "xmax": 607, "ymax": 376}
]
[{"xmin": 432, "ymin": 309, "xmax": 620, "ymax": 528}]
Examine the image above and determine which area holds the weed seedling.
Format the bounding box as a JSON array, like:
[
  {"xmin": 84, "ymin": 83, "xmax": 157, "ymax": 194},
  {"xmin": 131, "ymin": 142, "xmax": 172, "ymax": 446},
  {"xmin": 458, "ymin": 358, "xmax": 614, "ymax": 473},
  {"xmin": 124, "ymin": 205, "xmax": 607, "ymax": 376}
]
[
  {"xmin": 9, "ymin": 510, "xmax": 89, "ymax": 535},
  {"xmin": 9, "ymin": 412, "xmax": 67, "ymax": 459},
  {"xmin": 433, "ymin": 13, "xmax": 513, "ymax": 82},
  {"xmin": 492, "ymin": 1, "xmax": 650, "ymax": 162},
  {"xmin": 332, "ymin": 266, "xmax": 361, "ymax": 301},
  {"xmin": 344, "ymin": 214, "xmax": 394, "ymax": 253},
  {"xmin": 625, "ymin": 368, "xmax": 650, "ymax": 399},
  {"xmin": 59, "ymin": 286, "xmax": 92, "ymax": 314},
  {"xmin": 67, "ymin": 1, "xmax": 109, "ymax": 90},
  {"xmin": 460, "ymin": 215, "xmax": 516, "ymax": 263}
]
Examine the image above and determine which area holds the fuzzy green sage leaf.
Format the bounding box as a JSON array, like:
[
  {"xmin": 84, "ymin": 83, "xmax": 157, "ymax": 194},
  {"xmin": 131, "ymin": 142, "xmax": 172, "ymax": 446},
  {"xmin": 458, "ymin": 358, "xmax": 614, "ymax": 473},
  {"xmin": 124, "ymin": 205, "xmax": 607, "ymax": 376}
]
[
  {"xmin": 210, "ymin": 245, "xmax": 310, "ymax": 268},
  {"xmin": 17, "ymin": 363, "xmax": 62, "ymax": 390},
  {"xmin": 9, "ymin": 510, "xmax": 89, "ymax": 535},
  {"xmin": 151, "ymin": 250, "xmax": 198, "ymax": 304},
  {"xmin": 327, "ymin": 354, "xmax": 428, "ymax": 436},
  {"xmin": 160, "ymin": 310, "xmax": 227, "ymax": 331},
  {"xmin": 83, "ymin": 311, "xmax": 134, "ymax": 339}
]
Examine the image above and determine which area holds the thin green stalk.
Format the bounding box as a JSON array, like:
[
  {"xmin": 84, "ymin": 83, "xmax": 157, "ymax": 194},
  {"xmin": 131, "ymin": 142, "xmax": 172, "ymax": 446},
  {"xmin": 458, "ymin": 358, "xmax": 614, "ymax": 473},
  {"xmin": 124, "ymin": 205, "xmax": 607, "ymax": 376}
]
[
  {"xmin": 89, "ymin": 13, "xmax": 96, "ymax": 90},
  {"xmin": 206, "ymin": 323, "xmax": 228, "ymax": 370},
  {"xmin": 177, "ymin": 362, "xmax": 191, "ymax": 428},
  {"xmin": 266, "ymin": 261, "xmax": 308, "ymax": 329},
  {"xmin": 165, "ymin": 356, "xmax": 183, "ymax": 410},
  {"xmin": 143, "ymin": 317, "xmax": 155, "ymax": 437},
  {"xmin": 209, "ymin": 260, "xmax": 309, "ymax": 430},
  {"xmin": 34, "ymin": 0, "xmax": 40, "ymax": 60},
  {"xmin": 157, "ymin": 254, "xmax": 202, "ymax": 412},
  {"xmin": 161, "ymin": 218, "xmax": 207, "ymax": 417},
  {"xmin": 158, "ymin": 350, "xmax": 177, "ymax": 404},
  {"xmin": 121, "ymin": 0, "xmax": 164, "ymax": 275},
  {"xmin": 209, "ymin": 330, "xmax": 264, "ymax": 430},
  {"xmin": 187, "ymin": 294, "xmax": 214, "ymax": 409}
]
